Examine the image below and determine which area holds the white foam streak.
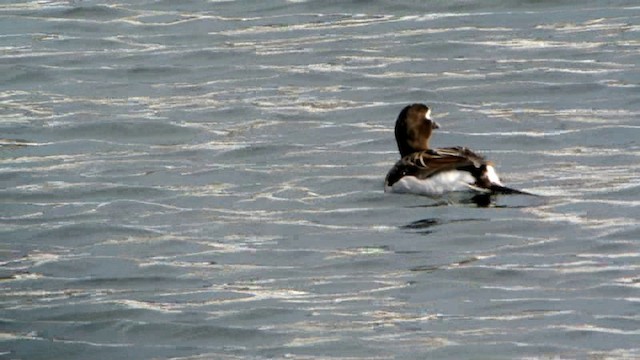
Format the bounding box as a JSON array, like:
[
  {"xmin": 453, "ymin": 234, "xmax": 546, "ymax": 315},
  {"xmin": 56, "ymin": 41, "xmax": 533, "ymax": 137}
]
[
  {"xmin": 550, "ymin": 325, "xmax": 640, "ymax": 335},
  {"xmin": 116, "ymin": 299, "xmax": 182, "ymax": 313},
  {"xmin": 450, "ymin": 39, "xmax": 602, "ymax": 49}
]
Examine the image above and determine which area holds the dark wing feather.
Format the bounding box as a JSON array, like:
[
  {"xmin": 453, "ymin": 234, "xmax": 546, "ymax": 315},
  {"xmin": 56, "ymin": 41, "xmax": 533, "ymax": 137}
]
[
  {"xmin": 385, "ymin": 147, "xmax": 490, "ymax": 187},
  {"xmin": 427, "ymin": 147, "xmax": 486, "ymax": 166}
]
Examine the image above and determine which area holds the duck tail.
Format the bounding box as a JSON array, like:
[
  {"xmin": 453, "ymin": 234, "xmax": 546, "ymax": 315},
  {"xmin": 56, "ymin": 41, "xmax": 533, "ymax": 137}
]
[{"xmin": 489, "ymin": 184, "xmax": 537, "ymax": 196}]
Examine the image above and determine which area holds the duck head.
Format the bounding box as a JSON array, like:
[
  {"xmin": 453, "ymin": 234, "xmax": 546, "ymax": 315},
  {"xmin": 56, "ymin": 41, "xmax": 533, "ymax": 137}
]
[{"xmin": 394, "ymin": 103, "xmax": 440, "ymax": 157}]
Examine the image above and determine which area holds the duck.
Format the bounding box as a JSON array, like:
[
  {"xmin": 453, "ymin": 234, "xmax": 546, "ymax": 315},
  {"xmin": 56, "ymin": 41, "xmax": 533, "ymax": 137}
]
[{"xmin": 384, "ymin": 103, "xmax": 530, "ymax": 197}]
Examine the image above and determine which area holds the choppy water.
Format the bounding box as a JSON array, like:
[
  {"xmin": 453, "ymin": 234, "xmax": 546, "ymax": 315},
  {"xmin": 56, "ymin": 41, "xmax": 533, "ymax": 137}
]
[{"xmin": 2, "ymin": 1, "xmax": 640, "ymax": 359}]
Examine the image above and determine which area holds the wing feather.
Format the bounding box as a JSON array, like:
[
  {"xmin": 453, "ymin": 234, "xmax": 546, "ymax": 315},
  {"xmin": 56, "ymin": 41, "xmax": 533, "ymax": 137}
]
[
  {"xmin": 407, "ymin": 147, "xmax": 487, "ymax": 178},
  {"xmin": 385, "ymin": 147, "xmax": 490, "ymax": 187}
]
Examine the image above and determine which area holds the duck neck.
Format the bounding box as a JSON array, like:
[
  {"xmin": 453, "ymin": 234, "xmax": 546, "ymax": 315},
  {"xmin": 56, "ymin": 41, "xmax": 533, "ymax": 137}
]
[{"xmin": 397, "ymin": 138, "xmax": 430, "ymax": 157}]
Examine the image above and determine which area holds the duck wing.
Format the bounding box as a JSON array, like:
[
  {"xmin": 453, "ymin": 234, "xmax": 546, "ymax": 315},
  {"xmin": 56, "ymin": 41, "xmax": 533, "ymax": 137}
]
[
  {"xmin": 385, "ymin": 147, "xmax": 491, "ymax": 188},
  {"xmin": 409, "ymin": 147, "xmax": 487, "ymax": 174}
]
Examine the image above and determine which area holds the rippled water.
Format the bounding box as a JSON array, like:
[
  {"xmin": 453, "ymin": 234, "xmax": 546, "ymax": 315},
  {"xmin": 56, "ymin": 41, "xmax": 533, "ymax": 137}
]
[{"xmin": 1, "ymin": 1, "xmax": 640, "ymax": 359}]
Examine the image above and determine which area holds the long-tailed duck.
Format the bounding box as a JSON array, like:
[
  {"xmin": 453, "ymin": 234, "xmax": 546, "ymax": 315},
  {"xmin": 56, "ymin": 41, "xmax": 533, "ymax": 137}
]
[{"xmin": 385, "ymin": 103, "xmax": 530, "ymax": 197}]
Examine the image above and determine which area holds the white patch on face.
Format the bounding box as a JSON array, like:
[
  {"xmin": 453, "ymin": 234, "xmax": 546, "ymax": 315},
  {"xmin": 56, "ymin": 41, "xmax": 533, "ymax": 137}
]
[{"xmin": 425, "ymin": 108, "xmax": 432, "ymax": 121}]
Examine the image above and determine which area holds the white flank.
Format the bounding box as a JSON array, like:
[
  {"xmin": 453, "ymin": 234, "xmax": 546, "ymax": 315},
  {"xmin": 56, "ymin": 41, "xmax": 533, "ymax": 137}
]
[{"xmin": 385, "ymin": 170, "xmax": 481, "ymax": 196}]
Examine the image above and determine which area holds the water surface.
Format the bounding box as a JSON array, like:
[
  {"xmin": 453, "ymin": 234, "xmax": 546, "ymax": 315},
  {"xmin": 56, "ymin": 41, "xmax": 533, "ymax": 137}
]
[{"xmin": 1, "ymin": 1, "xmax": 640, "ymax": 359}]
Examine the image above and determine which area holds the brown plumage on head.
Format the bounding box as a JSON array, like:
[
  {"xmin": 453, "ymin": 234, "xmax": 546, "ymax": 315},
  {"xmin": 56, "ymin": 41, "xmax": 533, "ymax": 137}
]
[{"xmin": 394, "ymin": 103, "xmax": 440, "ymax": 157}]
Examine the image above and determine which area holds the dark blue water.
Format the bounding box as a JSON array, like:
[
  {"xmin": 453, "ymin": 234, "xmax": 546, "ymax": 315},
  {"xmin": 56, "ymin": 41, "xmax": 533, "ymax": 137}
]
[{"xmin": 1, "ymin": 1, "xmax": 640, "ymax": 359}]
